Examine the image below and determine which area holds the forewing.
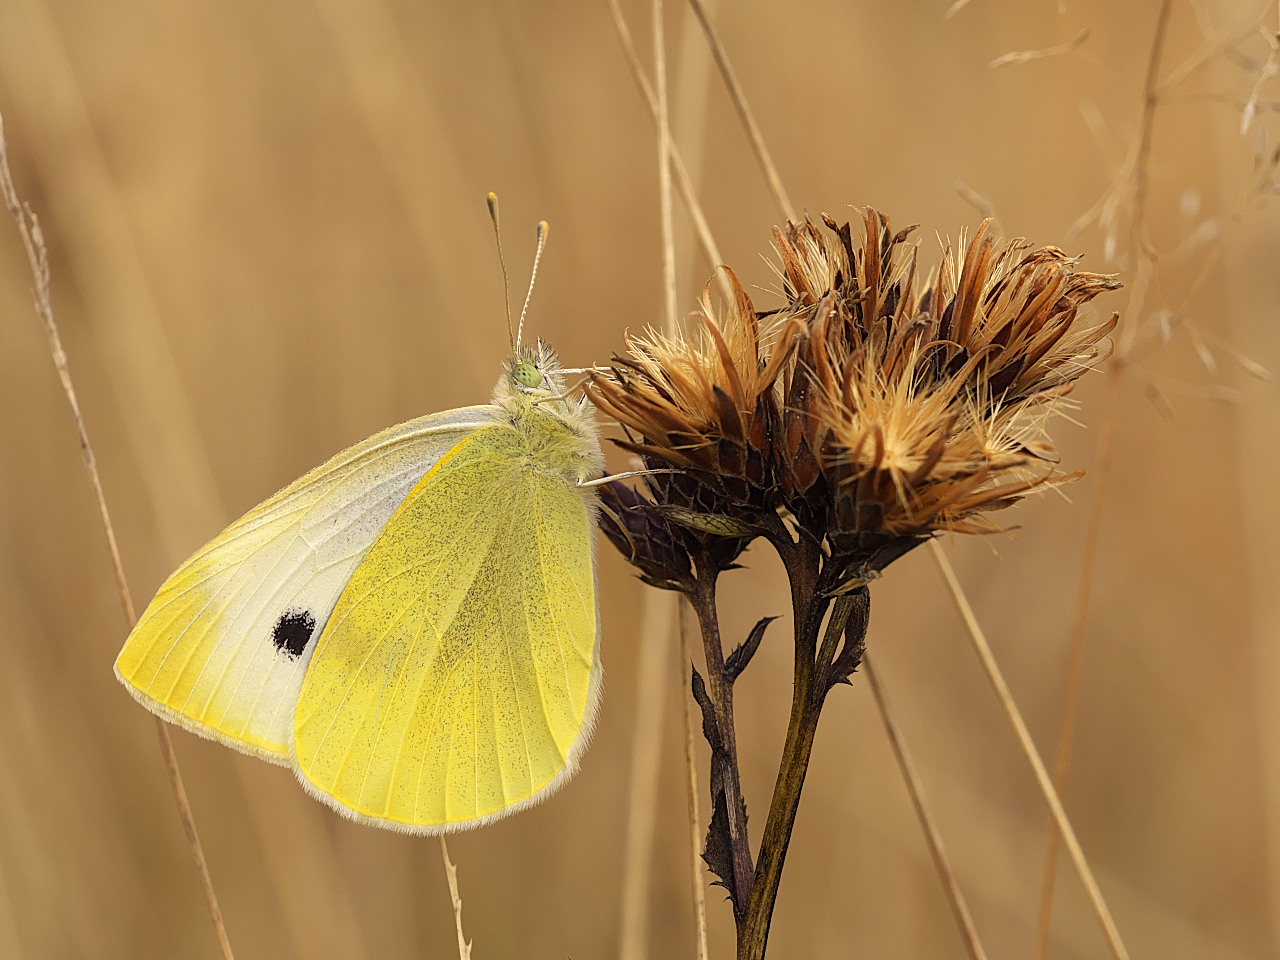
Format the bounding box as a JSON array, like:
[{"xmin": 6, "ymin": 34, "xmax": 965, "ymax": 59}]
[
  {"xmin": 293, "ymin": 425, "xmax": 600, "ymax": 832},
  {"xmin": 114, "ymin": 406, "xmax": 495, "ymax": 760}
]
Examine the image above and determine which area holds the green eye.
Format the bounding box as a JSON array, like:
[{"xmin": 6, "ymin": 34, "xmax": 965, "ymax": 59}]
[{"xmin": 512, "ymin": 362, "xmax": 542, "ymax": 388}]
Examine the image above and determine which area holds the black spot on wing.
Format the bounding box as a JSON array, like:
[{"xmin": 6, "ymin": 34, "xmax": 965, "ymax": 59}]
[{"xmin": 272, "ymin": 609, "xmax": 317, "ymax": 659}]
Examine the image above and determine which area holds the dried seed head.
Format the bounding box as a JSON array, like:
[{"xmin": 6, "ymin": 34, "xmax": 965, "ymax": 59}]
[
  {"xmin": 588, "ymin": 267, "xmax": 803, "ymax": 510},
  {"xmin": 773, "ymin": 209, "xmax": 1118, "ymax": 547},
  {"xmin": 591, "ymin": 208, "xmax": 1121, "ymax": 586}
]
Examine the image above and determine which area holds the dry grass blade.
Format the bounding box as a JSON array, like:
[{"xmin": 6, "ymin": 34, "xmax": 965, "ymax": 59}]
[
  {"xmin": 1037, "ymin": 3, "xmax": 1173, "ymax": 952},
  {"xmin": 929, "ymin": 539, "xmax": 1132, "ymax": 960},
  {"xmin": 618, "ymin": 590, "xmax": 678, "ymax": 960},
  {"xmin": 656, "ymin": 0, "xmax": 677, "ymax": 336},
  {"xmin": 1066, "ymin": 0, "xmax": 1174, "ymax": 260},
  {"xmin": 0, "ymin": 111, "xmax": 237, "ymax": 960},
  {"xmin": 620, "ymin": 11, "xmax": 682, "ymax": 954},
  {"xmin": 685, "ymin": 0, "xmax": 796, "ymax": 222},
  {"xmin": 604, "ymin": 0, "xmax": 732, "ymax": 302},
  {"xmin": 1238, "ymin": 19, "xmax": 1278, "ymax": 135},
  {"xmin": 309, "ymin": 0, "xmax": 487, "ymax": 377},
  {"xmin": 1035, "ymin": 369, "xmax": 1124, "ymax": 959},
  {"xmin": 863, "ymin": 654, "xmax": 989, "ymax": 960},
  {"xmin": 439, "ymin": 838, "xmax": 473, "ymax": 960},
  {"xmin": 953, "ymin": 180, "xmax": 996, "ymax": 219},
  {"xmin": 679, "ymin": 603, "xmax": 710, "ymax": 960},
  {"xmin": 988, "ymin": 29, "xmax": 1091, "ymax": 70}
]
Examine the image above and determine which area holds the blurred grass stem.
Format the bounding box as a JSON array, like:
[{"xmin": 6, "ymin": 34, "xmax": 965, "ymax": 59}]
[
  {"xmin": 1038, "ymin": 1, "xmax": 1172, "ymax": 953},
  {"xmin": 604, "ymin": 0, "xmax": 733, "ymax": 302},
  {"xmin": 618, "ymin": 5, "xmax": 701, "ymax": 957},
  {"xmin": 0, "ymin": 111, "xmax": 237, "ymax": 960},
  {"xmin": 679, "ymin": 603, "xmax": 710, "ymax": 960},
  {"xmin": 685, "ymin": 0, "xmax": 795, "ymax": 221},
  {"xmin": 863, "ymin": 655, "xmax": 989, "ymax": 960},
  {"xmin": 930, "ymin": 540, "xmax": 1131, "ymax": 960}
]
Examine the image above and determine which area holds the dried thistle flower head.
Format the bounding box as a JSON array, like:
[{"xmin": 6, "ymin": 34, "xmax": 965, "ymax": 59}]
[
  {"xmin": 777, "ymin": 209, "xmax": 1119, "ymax": 546},
  {"xmin": 589, "ymin": 209, "xmax": 1120, "ymax": 586},
  {"xmin": 588, "ymin": 268, "xmax": 803, "ymax": 510}
]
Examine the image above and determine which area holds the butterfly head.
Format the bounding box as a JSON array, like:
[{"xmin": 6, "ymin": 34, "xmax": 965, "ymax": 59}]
[{"xmin": 500, "ymin": 339, "xmax": 568, "ymax": 403}]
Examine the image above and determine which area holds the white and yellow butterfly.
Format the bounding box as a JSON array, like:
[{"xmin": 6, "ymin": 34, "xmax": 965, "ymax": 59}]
[{"xmin": 116, "ymin": 216, "xmax": 605, "ymax": 834}]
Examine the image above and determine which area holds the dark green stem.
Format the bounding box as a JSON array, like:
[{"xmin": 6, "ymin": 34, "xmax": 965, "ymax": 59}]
[{"xmin": 737, "ymin": 542, "xmax": 871, "ymax": 960}]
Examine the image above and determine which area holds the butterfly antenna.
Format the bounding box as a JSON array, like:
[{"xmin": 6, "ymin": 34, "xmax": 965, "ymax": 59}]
[
  {"xmin": 487, "ymin": 192, "xmax": 515, "ymax": 354},
  {"xmin": 516, "ymin": 220, "xmax": 548, "ymax": 353}
]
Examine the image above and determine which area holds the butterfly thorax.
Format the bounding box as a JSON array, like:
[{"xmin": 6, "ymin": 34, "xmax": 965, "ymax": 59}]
[{"xmin": 492, "ymin": 339, "xmax": 603, "ymax": 487}]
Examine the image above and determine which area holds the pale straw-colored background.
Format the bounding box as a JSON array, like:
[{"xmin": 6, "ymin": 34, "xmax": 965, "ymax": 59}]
[{"xmin": 1, "ymin": 1, "xmax": 1276, "ymax": 958}]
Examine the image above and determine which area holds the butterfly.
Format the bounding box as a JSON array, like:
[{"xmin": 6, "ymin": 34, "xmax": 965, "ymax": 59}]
[{"xmin": 116, "ymin": 216, "xmax": 606, "ymax": 834}]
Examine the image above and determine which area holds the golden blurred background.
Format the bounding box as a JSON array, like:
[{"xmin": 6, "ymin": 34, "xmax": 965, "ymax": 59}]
[{"xmin": 1, "ymin": 0, "xmax": 1277, "ymax": 957}]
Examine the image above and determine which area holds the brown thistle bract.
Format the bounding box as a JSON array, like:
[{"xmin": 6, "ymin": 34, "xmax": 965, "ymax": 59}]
[{"xmin": 590, "ymin": 208, "xmax": 1120, "ymax": 569}]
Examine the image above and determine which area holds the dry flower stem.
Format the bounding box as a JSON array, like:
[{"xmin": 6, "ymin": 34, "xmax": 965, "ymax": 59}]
[
  {"xmin": 741, "ymin": 583, "xmax": 863, "ymax": 960},
  {"xmin": 690, "ymin": 570, "xmax": 755, "ymax": 926},
  {"xmin": 685, "ymin": 0, "xmax": 796, "ymax": 222},
  {"xmin": 439, "ymin": 838, "xmax": 473, "ymax": 960},
  {"xmin": 0, "ymin": 112, "xmax": 236, "ymax": 960},
  {"xmin": 863, "ymin": 654, "xmax": 990, "ymax": 960},
  {"xmin": 929, "ymin": 540, "xmax": 1131, "ymax": 960},
  {"xmin": 680, "ymin": 602, "xmax": 710, "ymax": 960}
]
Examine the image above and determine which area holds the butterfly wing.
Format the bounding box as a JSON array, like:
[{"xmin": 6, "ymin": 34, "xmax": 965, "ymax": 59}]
[
  {"xmin": 114, "ymin": 406, "xmax": 496, "ymax": 761},
  {"xmin": 293, "ymin": 423, "xmax": 601, "ymax": 833}
]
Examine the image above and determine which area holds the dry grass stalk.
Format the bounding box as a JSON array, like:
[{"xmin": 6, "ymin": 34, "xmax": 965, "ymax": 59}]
[
  {"xmin": 604, "ymin": 0, "xmax": 733, "ymax": 302},
  {"xmin": 618, "ymin": 5, "xmax": 695, "ymax": 957},
  {"xmin": 439, "ymin": 838, "xmax": 473, "ymax": 960},
  {"xmin": 987, "ymin": 28, "xmax": 1090, "ymax": 70},
  {"xmin": 930, "ymin": 541, "xmax": 1131, "ymax": 960},
  {"xmin": 686, "ymin": 0, "xmax": 795, "ymax": 222},
  {"xmin": 618, "ymin": 592, "xmax": 677, "ymax": 960},
  {"xmin": 1038, "ymin": 2, "xmax": 1280, "ymax": 953},
  {"xmin": 1035, "ymin": 2, "xmax": 1170, "ymax": 953},
  {"xmin": 0, "ymin": 111, "xmax": 237, "ymax": 960},
  {"xmin": 679, "ymin": 602, "xmax": 710, "ymax": 960},
  {"xmin": 863, "ymin": 654, "xmax": 988, "ymax": 960}
]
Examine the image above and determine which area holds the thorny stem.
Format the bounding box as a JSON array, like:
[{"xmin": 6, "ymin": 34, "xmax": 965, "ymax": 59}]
[
  {"xmin": 691, "ymin": 514, "xmax": 872, "ymax": 960},
  {"xmin": 689, "ymin": 567, "xmax": 754, "ymax": 924}
]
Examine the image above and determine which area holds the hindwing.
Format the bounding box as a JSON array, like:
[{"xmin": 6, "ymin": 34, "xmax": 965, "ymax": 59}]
[{"xmin": 293, "ymin": 423, "xmax": 600, "ymax": 832}]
